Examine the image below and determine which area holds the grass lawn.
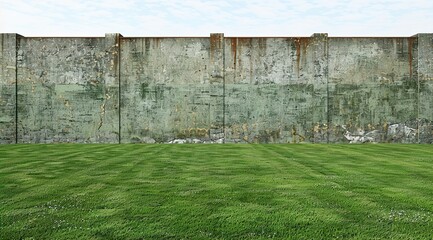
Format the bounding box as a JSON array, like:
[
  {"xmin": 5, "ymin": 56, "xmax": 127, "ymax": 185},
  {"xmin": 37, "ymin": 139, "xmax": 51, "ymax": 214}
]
[{"xmin": 1, "ymin": 144, "xmax": 433, "ymax": 239}]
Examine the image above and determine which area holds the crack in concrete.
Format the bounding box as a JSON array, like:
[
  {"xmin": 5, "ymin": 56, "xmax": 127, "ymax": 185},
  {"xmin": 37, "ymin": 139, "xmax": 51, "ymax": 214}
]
[{"xmin": 97, "ymin": 92, "xmax": 110, "ymax": 131}]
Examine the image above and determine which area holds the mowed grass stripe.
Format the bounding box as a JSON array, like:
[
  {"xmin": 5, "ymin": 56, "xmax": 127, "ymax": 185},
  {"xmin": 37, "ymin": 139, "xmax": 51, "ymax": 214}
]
[
  {"xmin": 265, "ymin": 144, "xmax": 433, "ymax": 238},
  {"xmin": 1, "ymin": 144, "xmax": 433, "ymax": 239},
  {"xmin": 262, "ymin": 145, "xmax": 383, "ymax": 224}
]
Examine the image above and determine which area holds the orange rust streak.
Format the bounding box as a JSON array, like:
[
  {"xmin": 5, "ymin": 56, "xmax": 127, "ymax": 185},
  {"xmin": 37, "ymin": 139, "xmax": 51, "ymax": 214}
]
[
  {"xmin": 408, "ymin": 37, "xmax": 414, "ymax": 79},
  {"xmin": 238, "ymin": 37, "xmax": 252, "ymax": 45},
  {"xmin": 295, "ymin": 37, "xmax": 311, "ymax": 78},
  {"xmin": 300, "ymin": 37, "xmax": 310, "ymax": 55},
  {"xmin": 231, "ymin": 38, "xmax": 237, "ymax": 69},
  {"xmin": 210, "ymin": 34, "xmax": 222, "ymax": 64},
  {"xmin": 295, "ymin": 38, "xmax": 301, "ymax": 77},
  {"xmin": 210, "ymin": 34, "xmax": 222, "ymax": 50}
]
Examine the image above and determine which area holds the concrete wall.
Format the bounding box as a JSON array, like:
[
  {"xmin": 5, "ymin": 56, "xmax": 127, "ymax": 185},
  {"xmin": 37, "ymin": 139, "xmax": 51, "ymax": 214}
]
[
  {"xmin": 418, "ymin": 34, "xmax": 433, "ymax": 143},
  {"xmin": 119, "ymin": 35, "xmax": 224, "ymax": 143},
  {"xmin": 224, "ymin": 35, "xmax": 328, "ymax": 143},
  {"xmin": 1, "ymin": 33, "xmax": 432, "ymax": 144},
  {"xmin": 16, "ymin": 34, "xmax": 120, "ymax": 143},
  {"xmin": 329, "ymin": 37, "xmax": 418, "ymax": 143},
  {"xmin": 0, "ymin": 34, "xmax": 18, "ymax": 144}
]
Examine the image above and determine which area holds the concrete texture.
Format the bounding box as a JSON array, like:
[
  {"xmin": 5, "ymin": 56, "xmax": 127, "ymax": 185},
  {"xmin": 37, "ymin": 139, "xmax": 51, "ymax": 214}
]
[
  {"xmin": 0, "ymin": 34, "xmax": 18, "ymax": 144},
  {"xmin": 0, "ymin": 33, "xmax": 432, "ymax": 143},
  {"xmin": 417, "ymin": 34, "xmax": 433, "ymax": 143},
  {"xmin": 328, "ymin": 37, "xmax": 420, "ymax": 143},
  {"xmin": 120, "ymin": 35, "xmax": 224, "ymax": 143},
  {"xmin": 223, "ymin": 35, "xmax": 328, "ymax": 143},
  {"xmin": 16, "ymin": 34, "xmax": 120, "ymax": 143}
]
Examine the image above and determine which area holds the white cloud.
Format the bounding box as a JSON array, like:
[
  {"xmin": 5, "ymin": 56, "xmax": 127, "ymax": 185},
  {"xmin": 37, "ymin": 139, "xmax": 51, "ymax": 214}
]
[{"xmin": 0, "ymin": 0, "xmax": 431, "ymax": 36}]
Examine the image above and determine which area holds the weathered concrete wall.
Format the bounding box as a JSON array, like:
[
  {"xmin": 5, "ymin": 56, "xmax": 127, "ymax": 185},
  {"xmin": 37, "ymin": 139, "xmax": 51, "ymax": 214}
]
[
  {"xmin": 0, "ymin": 33, "xmax": 432, "ymax": 143},
  {"xmin": 223, "ymin": 34, "xmax": 328, "ymax": 143},
  {"xmin": 328, "ymin": 37, "xmax": 421, "ymax": 143},
  {"xmin": 418, "ymin": 34, "xmax": 433, "ymax": 143},
  {"xmin": 16, "ymin": 34, "xmax": 120, "ymax": 143},
  {"xmin": 120, "ymin": 35, "xmax": 224, "ymax": 143},
  {"xmin": 0, "ymin": 34, "xmax": 18, "ymax": 144}
]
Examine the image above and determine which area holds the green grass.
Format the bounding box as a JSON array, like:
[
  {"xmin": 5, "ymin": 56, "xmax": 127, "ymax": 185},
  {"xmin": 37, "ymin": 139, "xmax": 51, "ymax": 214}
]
[{"xmin": 1, "ymin": 144, "xmax": 433, "ymax": 239}]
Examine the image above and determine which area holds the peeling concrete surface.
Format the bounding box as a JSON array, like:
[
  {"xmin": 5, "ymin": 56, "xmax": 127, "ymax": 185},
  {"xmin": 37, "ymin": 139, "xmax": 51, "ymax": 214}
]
[{"xmin": 1, "ymin": 33, "xmax": 432, "ymax": 143}]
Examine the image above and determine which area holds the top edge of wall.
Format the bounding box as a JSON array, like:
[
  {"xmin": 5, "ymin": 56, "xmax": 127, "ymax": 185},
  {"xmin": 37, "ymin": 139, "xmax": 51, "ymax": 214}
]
[
  {"xmin": 7, "ymin": 36, "xmax": 105, "ymax": 39},
  {"xmin": 3, "ymin": 33, "xmax": 430, "ymax": 38}
]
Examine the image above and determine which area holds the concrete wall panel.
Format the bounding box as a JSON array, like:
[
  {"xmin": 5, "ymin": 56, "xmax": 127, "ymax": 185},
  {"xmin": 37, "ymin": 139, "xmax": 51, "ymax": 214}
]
[
  {"xmin": 224, "ymin": 35, "xmax": 328, "ymax": 143},
  {"xmin": 120, "ymin": 36, "xmax": 224, "ymax": 143},
  {"xmin": 0, "ymin": 34, "xmax": 18, "ymax": 144},
  {"xmin": 418, "ymin": 34, "xmax": 433, "ymax": 143},
  {"xmin": 328, "ymin": 37, "xmax": 419, "ymax": 143},
  {"xmin": 17, "ymin": 36, "xmax": 120, "ymax": 143}
]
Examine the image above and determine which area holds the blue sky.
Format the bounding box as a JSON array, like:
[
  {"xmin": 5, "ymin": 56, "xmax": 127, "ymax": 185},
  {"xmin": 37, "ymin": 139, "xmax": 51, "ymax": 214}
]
[{"xmin": 0, "ymin": 0, "xmax": 432, "ymax": 37}]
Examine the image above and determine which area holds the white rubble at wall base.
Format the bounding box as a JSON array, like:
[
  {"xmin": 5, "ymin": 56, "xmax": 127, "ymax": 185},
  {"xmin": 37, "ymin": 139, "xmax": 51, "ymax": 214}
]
[
  {"xmin": 168, "ymin": 138, "xmax": 224, "ymax": 144},
  {"xmin": 343, "ymin": 123, "xmax": 417, "ymax": 143}
]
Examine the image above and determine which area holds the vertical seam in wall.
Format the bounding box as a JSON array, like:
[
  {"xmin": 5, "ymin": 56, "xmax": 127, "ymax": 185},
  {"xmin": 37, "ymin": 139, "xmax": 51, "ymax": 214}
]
[
  {"xmin": 417, "ymin": 36, "xmax": 420, "ymax": 144},
  {"xmin": 222, "ymin": 35, "xmax": 226, "ymax": 144},
  {"xmin": 116, "ymin": 34, "xmax": 122, "ymax": 144},
  {"xmin": 326, "ymin": 37, "xmax": 330, "ymax": 144},
  {"xmin": 15, "ymin": 35, "xmax": 19, "ymax": 144}
]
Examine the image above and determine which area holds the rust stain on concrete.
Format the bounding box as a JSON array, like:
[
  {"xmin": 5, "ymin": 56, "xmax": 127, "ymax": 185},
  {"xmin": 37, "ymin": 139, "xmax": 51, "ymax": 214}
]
[
  {"xmin": 294, "ymin": 37, "xmax": 310, "ymax": 77},
  {"xmin": 210, "ymin": 34, "xmax": 223, "ymax": 64},
  {"xmin": 408, "ymin": 37, "xmax": 415, "ymax": 79},
  {"xmin": 231, "ymin": 38, "xmax": 237, "ymax": 69}
]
